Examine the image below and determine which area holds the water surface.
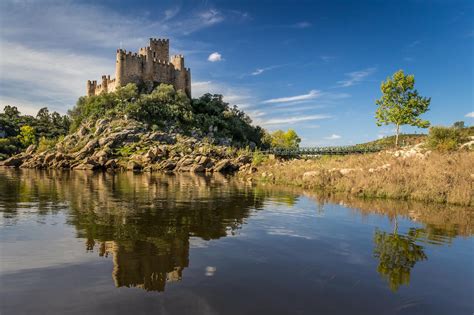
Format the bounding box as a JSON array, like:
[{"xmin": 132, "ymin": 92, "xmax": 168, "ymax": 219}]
[{"xmin": 0, "ymin": 169, "xmax": 472, "ymax": 314}]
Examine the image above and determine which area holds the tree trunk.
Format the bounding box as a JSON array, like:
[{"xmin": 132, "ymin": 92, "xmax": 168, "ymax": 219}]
[{"xmin": 395, "ymin": 124, "xmax": 400, "ymax": 147}]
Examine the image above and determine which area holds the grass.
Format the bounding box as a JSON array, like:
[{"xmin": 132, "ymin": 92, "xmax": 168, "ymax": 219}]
[{"xmin": 247, "ymin": 150, "xmax": 474, "ymax": 206}]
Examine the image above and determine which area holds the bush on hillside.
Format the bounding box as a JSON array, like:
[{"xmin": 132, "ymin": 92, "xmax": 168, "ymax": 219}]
[
  {"xmin": 69, "ymin": 83, "xmax": 265, "ymax": 147},
  {"xmin": 426, "ymin": 126, "xmax": 468, "ymax": 151}
]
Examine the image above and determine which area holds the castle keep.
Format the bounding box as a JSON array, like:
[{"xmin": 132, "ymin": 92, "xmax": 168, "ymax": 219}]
[{"xmin": 87, "ymin": 38, "xmax": 191, "ymax": 97}]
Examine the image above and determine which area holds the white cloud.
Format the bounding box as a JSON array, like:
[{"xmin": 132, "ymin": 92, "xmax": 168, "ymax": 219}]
[
  {"xmin": 337, "ymin": 67, "xmax": 376, "ymax": 87},
  {"xmin": 465, "ymin": 112, "xmax": 474, "ymax": 118},
  {"xmin": 320, "ymin": 55, "xmax": 335, "ymax": 63},
  {"xmin": 325, "ymin": 134, "xmax": 341, "ymax": 140},
  {"xmin": 0, "ymin": 40, "xmax": 111, "ymax": 113},
  {"xmin": 252, "ymin": 69, "xmax": 265, "ymax": 75},
  {"xmin": 256, "ymin": 114, "xmax": 331, "ymax": 126},
  {"xmin": 262, "ymin": 90, "xmax": 322, "ymax": 104},
  {"xmin": 191, "ymin": 80, "xmax": 254, "ymax": 108},
  {"xmin": 164, "ymin": 7, "xmax": 180, "ymax": 21},
  {"xmin": 208, "ymin": 52, "xmax": 222, "ymax": 62},
  {"xmin": 199, "ymin": 9, "xmax": 224, "ymax": 26}
]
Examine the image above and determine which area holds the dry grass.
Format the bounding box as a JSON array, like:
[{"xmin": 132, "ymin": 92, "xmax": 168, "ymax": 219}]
[{"xmin": 249, "ymin": 150, "xmax": 474, "ymax": 206}]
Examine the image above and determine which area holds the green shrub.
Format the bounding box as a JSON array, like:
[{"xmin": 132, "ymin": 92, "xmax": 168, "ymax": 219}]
[
  {"xmin": 0, "ymin": 138, "xmax": 20, "ymax": 157},
  {"xmin": 427, "ymin": 126, "xmax": 467, "ymax": 151},
  {"xmin": 252, "ymin": 150, "xmax": 267, "ymax": 166},
  {"xmin": 37, "ymin": 137, "xmax": 58, "ymax": 152}
]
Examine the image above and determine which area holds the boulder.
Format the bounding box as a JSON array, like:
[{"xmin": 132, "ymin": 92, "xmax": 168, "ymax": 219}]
[
  {"xmin": 44, "ymin": 152, "xmax": 56, "ymax": 164},
  {"xmin": 214, "ymin": 159, "xmax": 239, "ymax": 173},
  {"xmin": 190, "ymin": 164, "xmax": 206, "ymax": 173},
  {"xmin": 25, "ymin": 144, "xmax": 37, "ymax": 155},
  {"xmin": 104, "ymin": 159, "xmax": 118, "ymax": 169},
  {"xmin": 0, "ymin": 155, "xmax": 27, "ymax": 167},
  {"xmin": 74, "ymin": 162, "xmax": 100, "ymax": 170},
  {"xmin": 74, "ymin": 139, "xmax": 98, "ymax": 159},
  {"xmin": 149, "ymin": 132, "xmax": 176, "ymax": 144},
  {"xmin": 160, "ymin": 161, "xmax": 176, "ymax": 171},
  {"xmin": 127, "ymin": 160, "xmax": 142, "ymax": 171}
]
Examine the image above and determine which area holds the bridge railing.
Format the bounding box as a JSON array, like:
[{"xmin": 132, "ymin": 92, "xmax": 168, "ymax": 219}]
[{"xmin": 263, "ymin": 145, "xmax": 382, "ymax": 156}]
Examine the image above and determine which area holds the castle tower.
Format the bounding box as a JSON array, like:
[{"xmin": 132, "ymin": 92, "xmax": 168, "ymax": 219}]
[
  {"xmin": 86, "ymin": 80, "xmax": 97, "ymax": 97},
  {"xmin": 115, "ymin": 49, "xmax": 126, "ymax": 87},
  {"xmin": 87, "ymin": 38, "xmax": 191, "ymax": 98},
  {"xmin": 148, "ymin": 38, "xmax": 169, "ymax": 61},
  {"xmin": 170, "ymin": 55, "xmax": 184, "ymax": 71},
  {"xmin": 101, "ymin": 75, "xmax": 109, "ymax": 93}
]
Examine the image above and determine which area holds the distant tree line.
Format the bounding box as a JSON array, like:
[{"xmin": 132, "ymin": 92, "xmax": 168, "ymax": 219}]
[{"xmin": 0, "ymin": 106, "xmax": 70, "ymax": 159}]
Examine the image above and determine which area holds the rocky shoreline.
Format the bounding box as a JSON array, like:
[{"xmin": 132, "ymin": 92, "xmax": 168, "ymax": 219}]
[{"xmin": 0, "ymin": 118, "xmax": 254, "ymax": 174}]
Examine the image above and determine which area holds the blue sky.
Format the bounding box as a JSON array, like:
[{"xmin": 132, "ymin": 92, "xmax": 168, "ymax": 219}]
[{"xmin": 0, "ymin": 0, "xmax": 472, "ymax": 145}]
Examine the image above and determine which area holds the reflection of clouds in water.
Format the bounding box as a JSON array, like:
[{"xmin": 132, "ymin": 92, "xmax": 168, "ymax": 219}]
[
  {"xmin": 266, "ymin": 227, "xmax": 313, "ymax": 240},
  {"xmin": 189, "ymin": 237, "xmax": 209, "ymax": 248},
  {"xmin": 205, "ymin": 266, "xmax": 216, "ymax": 276}
]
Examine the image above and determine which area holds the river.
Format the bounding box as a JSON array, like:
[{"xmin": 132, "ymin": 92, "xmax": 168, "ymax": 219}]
[{"xmin": 0, "ymin": 169, "xmax": 472, "ymax": 314}]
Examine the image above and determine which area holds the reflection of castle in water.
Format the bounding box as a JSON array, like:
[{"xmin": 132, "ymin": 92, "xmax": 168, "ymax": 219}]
[
  {"xmin": 98, "ymin": 240, "xmax": 187, "ymax": 292},
  {"xmin": 63, "ymin": 172, "xmax": 265, "ymax": 292}
]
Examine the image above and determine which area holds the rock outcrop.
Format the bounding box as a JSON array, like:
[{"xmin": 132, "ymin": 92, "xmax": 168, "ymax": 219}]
[{"xmin": 0, "ymin": 118, "xmax": 252, "ymax": 174}]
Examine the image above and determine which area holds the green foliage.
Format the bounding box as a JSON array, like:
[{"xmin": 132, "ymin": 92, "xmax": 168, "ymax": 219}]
[
  {"xmin": 0, "ymin": 138, "xmax": 19, "ymax": 160},
  {"xmin": 427, "ymin": 126, "xmax": 468, "ymax": 151},
  {"xmin": 252, "ymin": 150, "xmax": 267, "ymax": 166},
  {"xmin": 452, "ymin": 121, "xmax": 465, "ymax": 129},
  {"xmin": 35, "ymin": 107, "xmax": 71, "ymax": 139},
  {"xmin": 114, "ymin": 144, "xmax": 140, "ymax": 157},
  {"xmin": 126, "ymin": 84, "xmax": 193, "ymax": 128},
  {"xmin": 375, "ymin": 70, "xmax": 431, "ymax": 146},
  {"xmin": 69, "ymin": 84, "xmax": 139, "ymax": 131},
  {"xmin": 0, "ymin": 105, "xmax": 70, "ymax": 158},
  {"xmin": 191, "ymin": 93, "xmax": 265, "ymax": 146},
  {"xmin": 69, "ymin": 84, "xmax": 265, "ymax": 148},
  {"xmin": 18, "ymin": 125, "xmax": 36, "ymax": 147},
  {"xmin": 37, "ymin": 136, "xmax": 59, "ymax": 152},
  {"xmin": 269, "ymin": 129, "xmax": 301, "ymax": 149},
  {"xmin": 373, "ymin": 228, "xmax": 427, "ymax": 292}
]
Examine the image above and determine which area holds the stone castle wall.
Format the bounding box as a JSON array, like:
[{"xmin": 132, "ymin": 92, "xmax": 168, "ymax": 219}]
[{"xmin": 87, "ymin": 38, "xmax": 191, "ymax": 97}]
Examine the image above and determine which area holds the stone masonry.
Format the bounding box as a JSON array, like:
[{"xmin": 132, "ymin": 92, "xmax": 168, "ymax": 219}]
[{"xmin": 87, "ymin": 38, "xmax": 191, "ymax": 97}]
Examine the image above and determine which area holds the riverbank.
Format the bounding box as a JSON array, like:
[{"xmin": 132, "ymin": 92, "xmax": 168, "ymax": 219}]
[{"xmin": 240, "ymin": 147, "xmax": 474, "ymax": 206}]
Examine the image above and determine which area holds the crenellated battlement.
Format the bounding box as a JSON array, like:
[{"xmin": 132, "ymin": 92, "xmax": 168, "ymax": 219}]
[{"xmin": 87, "ymin": 37, "xmax": 191, "ymax": 97}]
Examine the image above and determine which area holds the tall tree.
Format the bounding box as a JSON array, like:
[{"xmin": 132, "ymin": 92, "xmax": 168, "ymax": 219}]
[
  {"xmin": 270, "ymin": 129, "xmax": 301, "ymax": 149},
  {"xmin": 375, "ymin": 70, "xmax": 431, "ymax": 147}
]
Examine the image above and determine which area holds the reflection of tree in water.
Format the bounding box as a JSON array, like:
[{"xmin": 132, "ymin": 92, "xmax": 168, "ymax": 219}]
[{"xmin": 373, "ymin": 223, "xmax": 427, "ymax": 292}]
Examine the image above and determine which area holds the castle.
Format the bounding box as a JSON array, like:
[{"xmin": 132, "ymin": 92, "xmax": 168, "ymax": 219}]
[{"xmin": 86, "ymin": 38, "xmax": 191, "ymax": 97}]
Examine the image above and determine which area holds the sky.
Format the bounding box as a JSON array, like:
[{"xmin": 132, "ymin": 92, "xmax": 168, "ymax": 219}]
[{"xmin": 0, "ymin": 0, "xmax": 472, "ymax": 145}]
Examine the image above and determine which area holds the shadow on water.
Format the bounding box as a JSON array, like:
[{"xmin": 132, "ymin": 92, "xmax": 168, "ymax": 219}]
[{"xmin": 0, "ymin": 169, "xmax": 472, "ymax": 293}]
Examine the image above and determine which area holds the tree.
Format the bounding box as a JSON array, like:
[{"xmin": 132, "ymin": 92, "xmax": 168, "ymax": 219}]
[
  {"xmin": 270, "ymin": 129, "xmax": 301, "ymax": 149},
  {"xmin": 375, "ymin": 70, "xmax": 431, "ymax": 147},
  {"xmin": 18, "ymin": 125, "xmax": 36, "ymax": 147},
  {"xmin": 452, "ymin": 121, "xmax": 465, "ymax": 129},
  {"xmin": 373, "ymin": 228, "xmax": 427, "ymax": 291}
]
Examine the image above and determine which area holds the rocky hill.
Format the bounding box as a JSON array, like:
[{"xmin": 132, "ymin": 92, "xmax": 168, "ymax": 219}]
[{"xmin": 1, "ymin": 117, "xmax": 252, "ymax": 173}]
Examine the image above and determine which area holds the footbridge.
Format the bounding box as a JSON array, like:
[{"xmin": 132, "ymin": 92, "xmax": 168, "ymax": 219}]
[{"xmin": 263, "ymin": 146, "xmax": 382, "ymax": 157}]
